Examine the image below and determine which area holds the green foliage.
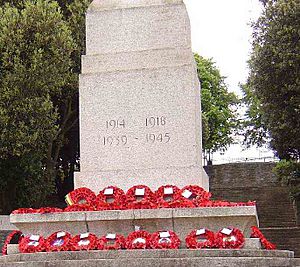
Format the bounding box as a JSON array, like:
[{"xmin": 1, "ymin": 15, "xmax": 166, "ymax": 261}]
[
  {"xmin": 0, "ymin": 0, "xmax": 23, "ymax": 8},
  {"xmin": 244, "ymin": 0, "xmax": 300, "ymax": 199},
  {"xmin": 0, "ymin": 0, "xmax": 92, "ymax": 212},
  {"xmin": 245, "ymin": 0, "xmax": 300, "ymax": 160},
  {"xmin": 51, "ymin": 0, "xmax": 92, "ymax": 197},
  {"xmin": 0, "ymin": 154, "xmax": 53, "ymax": 214},
  {"xmin": 194, "ymin": 54, "xmax": 239, "ymax": 161},
  {"xmin": 0, "ymin": 0, "xmax": 75, "ymax": 157},
  {"xmin": 0, "ymin": 0, "xmax": 76, "ymax": 212},
  {"xmin": 274, "ymin": 160, "xmax": 300, "ymax": 200},
  {"xmin": 66, "ymin": 0, "xmax": 91, "ymax": 58},
  {"xmin": 240, "ymin": 83, "xmax": 269, "ymax": 147}
]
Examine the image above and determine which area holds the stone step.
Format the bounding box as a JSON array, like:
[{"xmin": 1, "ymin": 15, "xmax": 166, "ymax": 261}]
[
  {"xmin": 5, "ymin": 238, "xmax": 262, "ymax": 256},
  {"xmin": 211, "ymin": 187, "xmax": 297, "ymax": 228},
  {"xmin": 261, "ymin": 227, "xmax": 300, "ymax": 257},
  {"xmin": 0, "ymin": 249, "xmax": 295, "ymax": 267},
  {"xmin": 293, "ymin": 258, "xmax": 300, "ymax": 267}
]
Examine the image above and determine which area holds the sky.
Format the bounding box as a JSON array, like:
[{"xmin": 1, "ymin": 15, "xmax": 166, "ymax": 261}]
[
  {"xmin": 185, "ymin": 0, "xmax": 262, "ymax": 96},
  {"xmin": 184, "ymin": 0, "xmax": 275, "ymax": 164}
]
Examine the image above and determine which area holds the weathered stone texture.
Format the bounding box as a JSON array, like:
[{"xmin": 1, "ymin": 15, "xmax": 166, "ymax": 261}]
[
  {"xmin": 10, "ymin": 207, "xmax": 258, "ymax": 246},
  {"xmin": 75, "ymin": 0, "xmax": 208, "ymax": 192},
  {"xmin": 0, "ymin": 249, "xmax": 295, "ymax": 267}
]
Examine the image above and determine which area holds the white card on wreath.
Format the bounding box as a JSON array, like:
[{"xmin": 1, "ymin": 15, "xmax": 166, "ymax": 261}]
[
  {"xmin": 135, "ymin": 188, "xmax": 145, "ymax": 196},
  {"xmin": 133, "ymin": 237, "xmax": 146, "ymax": 244},
  {"xmin": 221, "ymin": 228, "xmax": 233, "ymax": 235},
  {"xmin": 28, "ymin": 241, "xmax": 39, "ymax": 247},
  {"xmin": 159, "ymin": 231, "xmax": 170, "ymax": 238},
  {"xmin": 196, "ymin": 229, "xmax": 206, "ymax": 236},
  {"xmin": 78, "ymin": 240, "xmax": 90, "ymax": 246},
  {"xmin": 164, "ymin": 187, "xmax": 173, "ymax": 195},
  {"xmin": 182, "ymin": 189, "xmax": 192, "ymax": 199},
  {"xmin": 135, "ymin": 225, "xmax": 141, "ymax": 231},
  {"xmin": 106, "ymin": 233, "xmax": 116, "ymax": 239},
  {"xmin": 57, "ymin": 231, "xmax": 66, "ymax": 238},
  {"xmin": 104, "ymin": 188, "xmax": 114, "ymax": 195},
  {"xmin": 80, "ymin": 233, "xmax": 90, "ymax": 239},
  {"xmin": 29, "ymin": 235, "xmax": 40, "ymax": 241}
]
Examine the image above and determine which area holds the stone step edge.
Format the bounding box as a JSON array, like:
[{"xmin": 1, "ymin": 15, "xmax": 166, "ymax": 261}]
[
  {"xmin": 10, "ymin": 206, "xmax": 258, "ymax": 224},
  {"xmin": 88, "ymin": 0, "xmax": 183, "ymax": 12},
  {"xmin": 1, "ymin": 248, "xmax": 294, "ymax": 264},
  {"xmin": 0, "ymin": 258, "xmax": 297, "ymax": 267},
  {"xmin": 260, "ymin": 227, "xmax": 300, "ymax": 230},
  {"xmin": 81, "ymin": 47, "xmax": 193, "ymax": 75}
]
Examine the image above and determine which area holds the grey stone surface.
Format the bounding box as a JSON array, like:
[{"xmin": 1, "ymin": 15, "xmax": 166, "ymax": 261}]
[
  {"xmin": 10, "ymin": 207, "xmax": 258, "ymax": 244},
  {"xmin": 2, "ymin": 249, "xmax": 294, "ymax": 262},
  {"xmin": 75, "ymin": 0, "xmax": 208, "ymax": 192},
  {"xmin": 76, "ymin": 65, "xmax": 205, "ymax": 191},
  {"xmin": 0, "ymin": 258, "xmax": 296, "ymax": 267},
  {"xmin": 86, "ymin": 3, "xmax": 190, "ymax": 55},
  {"xmin": 1, "ymin": 249, "xmax": 295, "ymax": 267},
  {"xmin": 0, "ymin": 216, "xmax": 17, "ymax": 230},
  {"xmin": 10, "ymin": 212, "xmax": 86, "ymax": 224},
  {"xmin": 81, "ymin": 48, "xmax": 193, "ymax": 74},
  {"xmin": 7, "ymin": 244, "xmax": 19, "ymax": 255},
  {"xmin": 244, "ymin": 238, "xmax": 261, "ymax": 249},
  {"xmin": 10, "ymin": 212, "xmax": 88, "ymax": 237},
  {"xmin": 293, "ymin": 258, "xmax": 300, "ymax": 266},
  {"xmin": 89, "ymin": 0, "xmax": 183, "ymax": 12}
]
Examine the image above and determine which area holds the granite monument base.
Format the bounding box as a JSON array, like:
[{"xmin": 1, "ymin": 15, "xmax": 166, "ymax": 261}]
[{"xmin": 10, "ymin": 206, "xmax": 258, "ymax": 246}]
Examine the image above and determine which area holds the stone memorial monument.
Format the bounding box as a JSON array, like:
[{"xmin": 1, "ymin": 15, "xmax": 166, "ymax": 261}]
[
  {"xmin": 74, "ymin": 0, "xmax": 209, "ymax": 192},
  {"xmin": 9, "ymin": 0, "xmax": 259, "ymax": 246}
]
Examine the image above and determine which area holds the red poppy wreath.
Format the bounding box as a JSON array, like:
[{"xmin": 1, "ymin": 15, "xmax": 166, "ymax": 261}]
[
  {"xmin": 234, "ymin": 201, "xmax": 256, "ymax": 207},
  {"xmin": 65, "ymin": 187, "xmax": 96, "ymax": 206},
  {"xmin": 95, "ymin": 186, "xmax": 127, "ymax": 210},
  {"xmin": 126, "ymin": 185, "xmax": 156, "ymax": 209},
  {"xmin": 209, "ymin": 200, "xmax": 234, "ymax": 207},
  {"xmin": 11, "ymin": 208, "xmax": 38, "ymax": 214},
  {"xmin": 37, "ymin": 207, "xmax": 63, "ymax": 214},
  {"xmin": 185, "ymin": 228, "xmax": 215, "ymax": 249},
  {"xmin": 155, "ymin": 185, "xmax": 180, "ymax": 208},
  {"xmin": 197, "ymin": 200, "xmax": 256, "ymax": 208},
  {"xmin": 97, "ymin": 233, "xmax": 125, "ymax": 250},
  {"xmin": 2, "ymin": 230, "xmax": 23, "ymax": 255},
  {"xmin": 125, "ymin": 230, "xmax": 151, "ymax": 249},
  {"xmin": 174, "ymin": 185, "xmax": 212, "ymax": 207},
  {"xmin": 69, "ymin": 233, "xmax": 98, "ymax": 251},
  {"xmin": 250, "ymin": 226, "xmax": 276, "ymax": 250},
  {"xmin": 150, "ymin": 230, "xmax": 181, "ymax": 249},
  {"xmin": 215, "ymin": 227, "xmax": 245, "ymax": 249},
  {"xmin": 19, "ymin": 234, "xmax": 46, "ymax": 253},
  {"xmin": 45, "ymin": 231, "xmax": 72, "ymax": 252},
  {"xmin": 64, "ymin": 204, "xmax": 94, "ymax": 212}
]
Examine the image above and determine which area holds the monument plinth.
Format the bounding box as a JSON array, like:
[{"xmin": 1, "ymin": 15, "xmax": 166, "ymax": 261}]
[
  {"xmin": 10, "ymin": 206, "xmax": 259, "ymax": 244},
  {"xmin": 74, "ymin": 0, "xmax": 208, "ymax": 191}
]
